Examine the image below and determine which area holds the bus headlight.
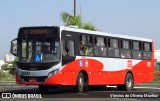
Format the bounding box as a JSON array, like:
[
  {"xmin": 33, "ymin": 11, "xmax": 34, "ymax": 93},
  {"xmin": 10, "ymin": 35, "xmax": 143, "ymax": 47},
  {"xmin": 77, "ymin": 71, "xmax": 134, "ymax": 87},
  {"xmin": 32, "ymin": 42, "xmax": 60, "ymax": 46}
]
[{"xmin": 48, "ymin": 69, "xmax": 59, "ymax": 78}]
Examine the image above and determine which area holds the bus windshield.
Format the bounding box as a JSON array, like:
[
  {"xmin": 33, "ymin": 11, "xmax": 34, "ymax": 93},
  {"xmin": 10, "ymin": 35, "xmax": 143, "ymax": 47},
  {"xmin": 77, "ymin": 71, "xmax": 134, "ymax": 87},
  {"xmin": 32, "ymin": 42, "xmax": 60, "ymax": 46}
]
[{"xmin": 19, "ymin": 37, "xmax": 60, "ymax": 63}]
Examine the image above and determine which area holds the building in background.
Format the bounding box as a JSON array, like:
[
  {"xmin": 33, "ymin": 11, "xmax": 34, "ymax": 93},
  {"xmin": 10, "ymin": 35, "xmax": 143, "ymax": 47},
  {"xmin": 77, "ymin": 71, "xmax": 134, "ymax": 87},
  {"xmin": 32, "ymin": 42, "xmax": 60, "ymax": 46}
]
[
  {"xmin": 0, "ymin": 59, "xmax": 5, "ymax": 71},
  {"xmin": 154, "ymin": 50, "xmax": 160, "ymax": 68},
  {"xmin": 154, "ymin": 50, "xmax": 160, "ymax": 61},
  {"xmin": 5, "ymin": 53, "xmax": 15, "ymax": 62},
  {"xmin": 0, "ymin": 53, "xmax": 15, "ymax": 73}
]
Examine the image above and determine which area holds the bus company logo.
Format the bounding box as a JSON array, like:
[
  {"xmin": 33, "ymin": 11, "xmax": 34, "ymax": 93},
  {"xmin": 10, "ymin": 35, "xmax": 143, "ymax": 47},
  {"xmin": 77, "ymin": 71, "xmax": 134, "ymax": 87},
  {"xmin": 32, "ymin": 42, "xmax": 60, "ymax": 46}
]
[
  {"xmin": 2, "ymin": 93, "xmax": 11, "ymax": 98},
  {"xmin": 79, "ymin": 60, "xmax": 83, "ymax": 67},
  {"xmin": 85, "ymin": 60, "xmax": 88, "ymax": 67},
  {"xmin": 127, "ymin": 60, "xmax": 132, "ymax": 69},
  {"xmin": 147, "ymin": 62, "xmax": 151, "ymax": 67}
]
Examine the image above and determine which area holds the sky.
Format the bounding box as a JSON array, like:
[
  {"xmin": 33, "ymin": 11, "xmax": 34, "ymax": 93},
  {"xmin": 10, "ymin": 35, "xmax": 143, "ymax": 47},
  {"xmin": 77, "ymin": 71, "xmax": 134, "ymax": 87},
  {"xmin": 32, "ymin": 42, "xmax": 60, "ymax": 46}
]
[{"xmin": 0, "ymin": 0, "xmax": 160, "ymax": 59}]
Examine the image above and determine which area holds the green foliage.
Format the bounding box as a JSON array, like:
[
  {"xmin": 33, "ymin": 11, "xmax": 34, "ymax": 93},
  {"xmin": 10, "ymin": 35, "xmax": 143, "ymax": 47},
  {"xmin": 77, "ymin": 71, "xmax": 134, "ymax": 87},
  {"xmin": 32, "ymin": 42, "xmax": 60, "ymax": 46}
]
[
  {"xmin": 0, "ymin": 73, "xmax": 6, "ymax": 79},
  {"xmin": 61, "ymin": 12, "xmax": 82, "ymax": 28},
  {"xmin": 3, "ymin": 61, "xmax": 16, "ymax": 75},
  {"xmin": 0, "ymin": 72, "xmax": 15, "ymax": 81},
  {"xmin": 83, "ymin": 22, "xmax": 96, "ymax": 31},
  {"xmin": 60, "ymin": 12, "xmax": 97, "ymax": 31},
  {"xmin": 154, "ymin": 68, "xmax": 160, "ymax": 82},
  {"xmin": 9, "ymin": 67, "xmax": 16, "ymax": 75}
]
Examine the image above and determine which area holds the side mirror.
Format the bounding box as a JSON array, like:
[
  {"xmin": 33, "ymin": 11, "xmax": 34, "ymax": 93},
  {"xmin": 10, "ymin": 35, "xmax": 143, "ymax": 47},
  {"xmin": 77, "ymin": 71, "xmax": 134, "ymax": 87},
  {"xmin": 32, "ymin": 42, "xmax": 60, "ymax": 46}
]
[{"xmin": 11, "ymin": 38, "xmax": 18, "ymax": 56}]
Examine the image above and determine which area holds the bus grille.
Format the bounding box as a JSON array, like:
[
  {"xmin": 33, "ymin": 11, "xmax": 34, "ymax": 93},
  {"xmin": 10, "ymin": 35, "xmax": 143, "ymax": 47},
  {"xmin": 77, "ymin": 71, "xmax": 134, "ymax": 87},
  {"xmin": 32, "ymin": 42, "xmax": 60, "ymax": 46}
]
[
  {"xmin": 17, "ymin": 62, "xmax": 58, "ymax": 71},
  {"xmin": 20, "ymin": 76, "xmax": 47, "ymax": 82}
]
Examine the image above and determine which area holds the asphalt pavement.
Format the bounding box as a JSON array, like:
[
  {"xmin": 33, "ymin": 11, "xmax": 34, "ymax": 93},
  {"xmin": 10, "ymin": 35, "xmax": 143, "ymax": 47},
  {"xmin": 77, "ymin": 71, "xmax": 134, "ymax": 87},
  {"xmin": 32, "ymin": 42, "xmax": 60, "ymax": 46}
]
[{"xmin": 0, "ymin": 84, "xmax": 160, "ymax": 101}]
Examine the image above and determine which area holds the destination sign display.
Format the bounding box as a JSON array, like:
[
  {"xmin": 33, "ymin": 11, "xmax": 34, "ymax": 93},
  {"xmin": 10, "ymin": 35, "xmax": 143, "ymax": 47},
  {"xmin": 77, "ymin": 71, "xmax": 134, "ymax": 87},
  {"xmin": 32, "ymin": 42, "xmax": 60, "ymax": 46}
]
[
  {"xmin": 18, "ymin": 27, "xmax": 59, "ymax": 38},
  {"xmin": 23, "ymin": 29, "xmax": 50, "ymax": 35}
]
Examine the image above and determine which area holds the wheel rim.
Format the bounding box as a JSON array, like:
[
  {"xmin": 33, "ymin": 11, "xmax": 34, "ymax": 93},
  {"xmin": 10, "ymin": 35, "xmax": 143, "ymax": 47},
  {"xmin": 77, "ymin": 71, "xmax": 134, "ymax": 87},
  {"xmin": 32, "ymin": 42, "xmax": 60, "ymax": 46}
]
[
  {"xmin": 126, "ymin": 77, "xmax": 132, "ymax": 88},
  {"xmin": 79, "ymin": 77, "xmax": 84, "ymax": 89}
]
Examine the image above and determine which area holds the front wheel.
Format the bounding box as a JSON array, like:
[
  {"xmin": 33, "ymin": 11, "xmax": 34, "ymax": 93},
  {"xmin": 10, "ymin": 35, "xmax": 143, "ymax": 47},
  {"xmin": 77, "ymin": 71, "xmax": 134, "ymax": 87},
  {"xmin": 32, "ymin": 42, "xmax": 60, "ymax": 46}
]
[{"xmin": 76, "ymin": 72, "xmax": 84, "ymax": 93}]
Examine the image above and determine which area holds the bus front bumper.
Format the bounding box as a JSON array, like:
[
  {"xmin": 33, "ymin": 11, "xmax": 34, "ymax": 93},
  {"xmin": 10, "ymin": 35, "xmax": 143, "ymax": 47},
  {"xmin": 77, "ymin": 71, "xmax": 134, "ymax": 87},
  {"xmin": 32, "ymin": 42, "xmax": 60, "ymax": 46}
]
[{"xmin": 16, "ymin": 73, "xmax": 63, "ymax": 85}]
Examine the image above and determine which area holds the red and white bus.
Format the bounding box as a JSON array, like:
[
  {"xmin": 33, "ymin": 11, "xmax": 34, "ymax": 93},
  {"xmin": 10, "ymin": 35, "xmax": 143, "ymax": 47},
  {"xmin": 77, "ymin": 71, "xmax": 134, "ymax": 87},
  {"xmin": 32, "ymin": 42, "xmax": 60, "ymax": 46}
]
[{"xmin": 10, "ymin": 26, "xmax": 154, "ymax": 92}]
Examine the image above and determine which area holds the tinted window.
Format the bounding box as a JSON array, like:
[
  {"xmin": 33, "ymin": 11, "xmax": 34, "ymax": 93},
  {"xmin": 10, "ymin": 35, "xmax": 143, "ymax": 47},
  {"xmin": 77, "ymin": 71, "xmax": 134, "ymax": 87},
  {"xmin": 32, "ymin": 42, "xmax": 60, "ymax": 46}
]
[
  {"xmin": 108, "ymin": 48, "xmax": 119, "ymax": 57},
  {"xmin": 94, "ymin": 37, "xmax": 107, "ymax": 56},
  {"xmin": 133, "ymin": 42, "xmax": 140, "ymax": 50},
  {"xmin": 121, "ymin": 40, "xmax": 131, "ymax": 58},
  {"xmin": 122, "ymin": 40, "xmax": 130, "ymax": 49},
  {"xmin": 80, "ymin": 35, "xmax": 87, "ymax": 45},
  {"xmin": 62, "ymin": 40, "xmax": 75, "ymax": 56},
  {"xmin": 110, "ymin": 39, "xmax": 118, "ymax": 48},
  {"xmin": 143, "ymin": 52, "xmax": 151, "ymax": 59},
  {"xmin": 132, "ymin": 51, "xmax": 142, "ymax": 59},
  {"xmin": 108, "ymin": 38, "xmax": 119, "ymax": 57},
  {"xmin": 80, "ymin": 35, "xmax": 94, "ymax": 56},
  {"xmin": 96, "ymin": 37, "xmax": 105, "ymax": 46},
  {"xmin": 143, "ymin": 42, "xmax": 152, "ymax": 59},
  {"xmin": 144, "ymin": 43, "xmax": 151, "ymax": 51},
  {"xmin": 121, "ymin": 50, "xmax": 131, "ymax": 58},
  {"xmin": 87, "ymin": 36, "xmax": 93, "ymax": 46}
]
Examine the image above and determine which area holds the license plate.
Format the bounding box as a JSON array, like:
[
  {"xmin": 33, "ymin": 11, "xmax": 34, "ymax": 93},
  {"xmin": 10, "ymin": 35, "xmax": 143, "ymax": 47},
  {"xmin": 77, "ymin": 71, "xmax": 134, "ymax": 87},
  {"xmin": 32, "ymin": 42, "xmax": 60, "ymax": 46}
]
[{"xmin": 29, "ymin": 79, "xmax": 36, "ymax": 83}]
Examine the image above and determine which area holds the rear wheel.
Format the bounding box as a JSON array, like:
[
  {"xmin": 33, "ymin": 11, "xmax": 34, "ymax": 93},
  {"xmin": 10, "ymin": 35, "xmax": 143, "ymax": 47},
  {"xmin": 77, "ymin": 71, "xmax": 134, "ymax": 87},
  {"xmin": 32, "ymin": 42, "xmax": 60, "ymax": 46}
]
[
  {"xmin": 76, "ymin": 72, "xmax": 84, "ymax": 93},
  {"xmin": 125, "ymin": 73, "xmax": 133, "ymax": 91},
  {"xmin": 117, "ymin": 73, "xmax": 133, "ymax": 91}
]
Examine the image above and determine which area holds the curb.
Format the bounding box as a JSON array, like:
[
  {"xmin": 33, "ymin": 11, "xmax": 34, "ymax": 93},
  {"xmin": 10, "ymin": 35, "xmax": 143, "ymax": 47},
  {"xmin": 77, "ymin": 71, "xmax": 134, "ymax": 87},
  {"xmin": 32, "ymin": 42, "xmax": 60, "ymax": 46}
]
[{"xmin": 0, "ymin": 81, "xmax": 16, "ymax": 84}]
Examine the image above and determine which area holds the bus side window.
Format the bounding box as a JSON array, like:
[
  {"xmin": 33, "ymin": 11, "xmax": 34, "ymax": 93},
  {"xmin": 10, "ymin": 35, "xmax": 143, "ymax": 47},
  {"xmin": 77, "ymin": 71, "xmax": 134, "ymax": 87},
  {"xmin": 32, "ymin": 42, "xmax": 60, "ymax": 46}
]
[
  {"xmin": 80, "ymin": 35, "xmax": 86, "ymax": 55},
  {"xmin": 87, "ymin": 36, "xmax": 94, "ymax": 56},
  {"xmin": 80, "ymin": 43, "xmax": 85, "ymax": 55},
  {"xmin": 132, "ymin": 41, "xmax": 142, "ymax": 59},
  {"xmin": 80, "ymin": 35, "xmax": 94, "ymax": 56},
  {"xmin": 143, "ymin": 43, "xmax": 152, "ymax": 59},
  {"xmin": 62, "ymin": 40, "xmax": 75, "ymax": 56},
  {"xmin": 80, "ymin": 35, "xmax": 87, "ymax": 45},
  {"xmin": 87, "ymin": 36, "xmax": 93, "ymax": 46},
  {"xmin": 108, "ymin": 38, "xmax": 120, "ymax": 57},
  {"xmin": 94, "ymin": 37, "xmax": 107, "ymax": 56},
  {"xmin": 121, "ymin": 40, "xmax": 131, "ymax": 58}
]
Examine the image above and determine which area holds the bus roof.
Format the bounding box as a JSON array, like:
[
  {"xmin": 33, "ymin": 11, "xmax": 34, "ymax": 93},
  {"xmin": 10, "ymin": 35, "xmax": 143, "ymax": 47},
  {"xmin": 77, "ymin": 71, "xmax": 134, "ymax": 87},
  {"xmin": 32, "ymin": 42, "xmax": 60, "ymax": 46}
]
[
  {"xmin": 60, "ymin": 26, "xmax": 152, "ymax": 42},
  {"xmin": 18, "ymin": 26, "xmax": 152, "ymax": 42}
]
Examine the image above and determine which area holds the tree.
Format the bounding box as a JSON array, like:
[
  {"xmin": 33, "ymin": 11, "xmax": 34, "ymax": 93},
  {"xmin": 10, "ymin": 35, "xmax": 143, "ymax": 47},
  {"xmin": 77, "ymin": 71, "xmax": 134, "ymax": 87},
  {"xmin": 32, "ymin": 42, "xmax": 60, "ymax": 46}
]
[
  {"xmin": 60, "ymin": 12, "xmax": 97, "ymax": 31},
  {"xmin": 83, "ymin": 22, "xmax": 96, "ymax": 31},
  {"xmin": 3, "ymin": 61, "xmax": 16, "ymax": 75},
  {"xmin": 61, "ymin": 12, "xmax": 82, "ymax": 28}
]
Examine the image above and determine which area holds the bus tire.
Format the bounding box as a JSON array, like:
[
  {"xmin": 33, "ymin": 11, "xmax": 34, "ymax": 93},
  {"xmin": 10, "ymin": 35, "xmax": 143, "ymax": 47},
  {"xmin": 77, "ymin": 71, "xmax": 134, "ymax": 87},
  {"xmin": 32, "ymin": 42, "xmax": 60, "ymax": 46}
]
[
  {"xmin": 39, "ymin": 85, "xmax": 48, "ymax": 93},
  {"xmin": 125, "ymin": 73, "xmax": 133, "ymax": 91},
  {"xmin": 76, "ymin": 72, "xmax": 84, "ymax": 93},
  {"xmin": 117, "ymin": 73, "xmax": 133, "ymax": 91}
]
